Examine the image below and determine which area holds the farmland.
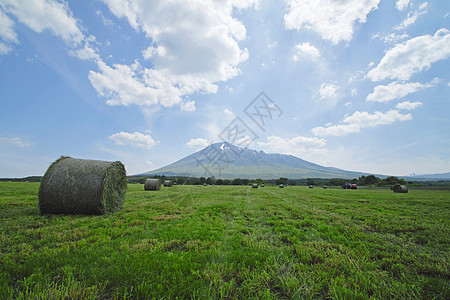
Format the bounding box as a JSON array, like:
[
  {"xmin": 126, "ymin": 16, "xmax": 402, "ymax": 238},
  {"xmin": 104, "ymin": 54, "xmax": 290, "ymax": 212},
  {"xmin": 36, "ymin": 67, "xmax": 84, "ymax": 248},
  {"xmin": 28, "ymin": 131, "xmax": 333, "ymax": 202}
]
[{"xmin": 0, "ymin": 182, "xmax": 448, "ymax": 299}]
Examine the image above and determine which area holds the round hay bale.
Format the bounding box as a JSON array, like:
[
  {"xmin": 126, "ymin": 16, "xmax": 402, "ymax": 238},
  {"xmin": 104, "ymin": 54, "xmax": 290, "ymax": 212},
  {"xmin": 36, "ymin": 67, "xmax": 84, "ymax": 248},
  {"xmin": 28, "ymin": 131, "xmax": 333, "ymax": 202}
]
[
  {"xmin": 163, "ymin": 180, "xmax": 173, "ymax": 187},
  {"xmin": 279, "ymin": 184, "xmax": 284, "ymax": 188},
  {"xmin": 393, "ymin": 184, "xmax": 408, "ymax": 193},
  {"xmin": 38, "ymin": 156, "xmax": 127, "ymax": 215},
  {"xmin": 203, "ymin": 183, "xmax": 207, "ymax": 186},
  {"xmin": 261, "ymin": 184, "xmax": 264, "ymax": 187},
  {"xmin": 252, "ymin": 183, "xmax": 258, "ymax": 188},
  {"xmin": 144, "ymin": 179, "xmax": 160, "ymax": 191},
  {"xmin": 323, "ymin": 185, "xmax": 328, "ymax": 189},
  {"xmin": 309, "ymin": 185, "xmax": 313, "ymax": 188}
]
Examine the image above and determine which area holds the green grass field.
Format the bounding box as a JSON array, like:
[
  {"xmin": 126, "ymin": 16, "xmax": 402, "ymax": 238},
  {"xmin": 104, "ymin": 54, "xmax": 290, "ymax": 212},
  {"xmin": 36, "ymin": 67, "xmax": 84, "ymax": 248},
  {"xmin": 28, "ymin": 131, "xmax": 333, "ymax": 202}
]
[{"xmin": 0, "ymin": 182, "xmax": 448, "ymax": 299}]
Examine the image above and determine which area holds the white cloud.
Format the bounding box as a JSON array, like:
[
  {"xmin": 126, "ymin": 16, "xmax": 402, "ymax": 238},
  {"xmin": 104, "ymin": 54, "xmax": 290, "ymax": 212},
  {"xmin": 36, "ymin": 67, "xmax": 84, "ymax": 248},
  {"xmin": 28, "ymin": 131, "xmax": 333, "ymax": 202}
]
[
  {"xmin": 0, "ymin": 0, "xmax": 102, "ymax": 61},
  {"xmin": 396, "ymin": 0, "xmax": 410, "ymax": 11},
  {"xmin": 319, "ymin": 83, "xmax": 338, "ymax": 100},
  {"xmin": 69, "ymin": 35, "xmax": 100, "ymax": 61},
  {"xmin": 94, "ymin": 0, "xmax": 256, "ymax": 108},
  {"xmin": 284, "ymin": 0, "xmax": 380, "ymax": 44},
  {"xmin": 312, "ymin": 110, "xmax": 412, "ymax": 136},
  {"xmin": 0, "ymin": 0, "xmax": 84, "ymax": 46},
  {"xmin": 372, "ymin": 32, "xmax": 409, "ymax": 44},
  {"xmin": 185, "ymin": 138, "xmax": 209, "ymax": 150},
  {"xmin": 368, "ymin": 28, "xmax": 450, "ymax": 81},
  {"xmin": 351, "ymin": 88, "xmax": 358, "ymax": 96},
  {"xmin": 89, "ymin": 60, "xmax": 174, "ymax": 107},
  {"xmin": 258, "ymin": 135, "xmax": 327, "ymax": 156},
  {"xmin": 0, "ymin": 136, "xmax": 29, "ymax": 147},
  {"xmin": 223, "ymin": 108, "xmax": 233, "ymax": 116},
  {"xmin": 0, "ymin": 42, "xmax": 12, "ymax": 55},
  {"xmin": 292, "ymin": 42, "xmax": 320, "ymax": 61},
  {"xmin": 0, "ymin": 9, "xmax": 18, "ymax": 53},
  {"xmin": 109, "ymin": 131, "xmax": 157, "ymax": 149},
  {"xmin": 394, "ymin": 2, "xmax": 428, "ymax": 31},
  {"xmin": 396, "ymin": 101, "xmax": 422, "ymax": 110},
  {"xmin": 367, "ymin": 80, "xmax": 436, "ymax": 102},
  {"xmin": 180, "ymin": 100, "xmax": 196, "ymax": 112}
]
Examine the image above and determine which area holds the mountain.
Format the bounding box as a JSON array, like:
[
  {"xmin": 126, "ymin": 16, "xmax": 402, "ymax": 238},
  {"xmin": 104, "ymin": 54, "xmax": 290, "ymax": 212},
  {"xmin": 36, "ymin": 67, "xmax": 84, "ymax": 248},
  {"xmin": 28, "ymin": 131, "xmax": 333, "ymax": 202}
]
[{"xmin": 141, "ymin": 142, "xmax": 375, "ymax": 179}]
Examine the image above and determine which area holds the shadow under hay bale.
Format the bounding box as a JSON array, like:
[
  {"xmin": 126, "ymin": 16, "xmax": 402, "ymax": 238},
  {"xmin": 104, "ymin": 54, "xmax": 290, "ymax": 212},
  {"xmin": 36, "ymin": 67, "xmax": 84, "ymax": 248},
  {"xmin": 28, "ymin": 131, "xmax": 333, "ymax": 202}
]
[
  {"xmin": 393, "ymin": 184, "xmax": 408, "ymax": 193},
  {"xmin": 144, "ymin": 179, "xmax": 160, "ymax": 191},
  {"xmin": 38, "ymin": 156, "xmax": 127, "ymax": 215}
]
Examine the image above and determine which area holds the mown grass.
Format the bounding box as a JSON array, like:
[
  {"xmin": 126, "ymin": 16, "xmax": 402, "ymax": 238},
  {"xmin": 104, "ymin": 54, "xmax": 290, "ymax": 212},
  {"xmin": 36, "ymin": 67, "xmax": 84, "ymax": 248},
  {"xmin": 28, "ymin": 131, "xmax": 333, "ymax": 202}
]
[{"xmin": 0, "ymin": 182, "xmax": 448, "ymax": 299}]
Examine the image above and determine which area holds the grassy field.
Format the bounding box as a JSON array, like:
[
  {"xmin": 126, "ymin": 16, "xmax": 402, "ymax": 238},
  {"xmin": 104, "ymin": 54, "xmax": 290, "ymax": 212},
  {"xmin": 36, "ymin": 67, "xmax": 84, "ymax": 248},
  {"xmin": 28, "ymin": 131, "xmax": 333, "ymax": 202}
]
[{"xmin": 0, "ymin": 182, "xmax": 448, "ymax": 299}]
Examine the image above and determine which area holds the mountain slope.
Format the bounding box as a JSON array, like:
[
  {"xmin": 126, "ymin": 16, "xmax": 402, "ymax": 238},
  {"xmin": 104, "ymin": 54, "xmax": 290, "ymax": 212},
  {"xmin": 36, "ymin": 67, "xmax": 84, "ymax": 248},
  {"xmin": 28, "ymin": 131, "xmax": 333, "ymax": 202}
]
[{"xmin": 141, "ymin": 142, "xmax": 374, "ymax": 179}]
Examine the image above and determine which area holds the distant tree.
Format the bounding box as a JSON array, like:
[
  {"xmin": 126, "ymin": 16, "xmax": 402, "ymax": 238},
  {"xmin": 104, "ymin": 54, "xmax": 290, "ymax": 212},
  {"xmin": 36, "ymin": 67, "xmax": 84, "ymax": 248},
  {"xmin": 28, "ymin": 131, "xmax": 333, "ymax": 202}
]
[
  {"xmin": 242, "ymin": 179, "xmax": 250, "ymax": 185},
  {"xmin": 206, "ymin": 177, "xmax": 215, "ymax": 185},
  {"xmin": 358, "ymin": 175, "xmax": 380, "ymax": 185},
  {"xmin": 199, "ymin": 177, "xmax": 206, "ymax": 184},
  {"xmin": 306, "ymin": 178, "xmax": 315, "ymax": 186},
  {"xmin": 378, "ymin": 176, "xmax": 405, "ymax": 186},
  {"xmin": 216, "ymin": 179, "xmax": 223, "ymax": 185},
  {"xmin": 232, "ymin": 178, "xmax": 242, "ymax": 185},
  {"xmin": 223, "ymin": 179, "xmax": 231, "ymax": 185},
  {"xmin": 276, "ymin": 177, "xmax": 288, "ymax": 185}
]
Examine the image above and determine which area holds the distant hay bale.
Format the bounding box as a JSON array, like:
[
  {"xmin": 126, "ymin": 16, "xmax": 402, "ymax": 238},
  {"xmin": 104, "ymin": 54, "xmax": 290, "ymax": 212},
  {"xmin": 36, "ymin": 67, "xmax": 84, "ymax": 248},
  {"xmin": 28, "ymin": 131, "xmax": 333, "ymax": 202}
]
[
  {"xmin": 309, "ymin": 185, "xmax": 313, "ymax": 189},
  {"xmin": 279, "ymin": 184, "xmax": 284, "ymax": 188},
  {"xmin": 163, "ymin": 180, "xmax": 173, "ymax": 187},
  {"xmin": 261, "ymin": 184, "xmax": 264, "ymax": 187},
  {"xmin": 203, "ymin": 183, "xmax": 207, "ymax": 186},
  {"xmin": 323, "ymin": 186, "xmax": 328, "ymax": 189},
  {"xmin": 144, "ymin": 179, "xmax": 160, "ymax": 191},
  {"xmin": 38, "ymin": 156, "xmax": 127, "ymax": 215},
  {"xmin": 252, "ymin": 183, "xmax": 258, "ymax": 188},
  {"xmin": 393, "ymin": 184, "xmax": 408, "ymax": 193}
]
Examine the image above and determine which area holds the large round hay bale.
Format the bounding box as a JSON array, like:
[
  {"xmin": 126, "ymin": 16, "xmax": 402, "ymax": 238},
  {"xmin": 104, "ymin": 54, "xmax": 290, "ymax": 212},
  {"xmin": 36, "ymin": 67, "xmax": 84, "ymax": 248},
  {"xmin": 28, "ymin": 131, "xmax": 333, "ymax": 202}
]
[
  {"xmin": 164, "ymin": 180, "xmax": 173, "ymax": 187},
  {"xmin": 261, "ymin": 184, "xmax": 264, "ymax": 187},
  {"xmin": 279, "ymin": 184, "xmax": 284, "ymax": 188},
  {"xmin": 393, "ymin": 184, "xmax": 408, "ymax": 193},
  {"xmin": 38, "ymin": 157, "xmax": 127, "ymax": 215},
  {"xmin": 144, "ymin": 179, "xmax": 160, "ymax": 191},
  {"xmin": 252, "ymin": 183, "xmax": 258, "ymax": 188}
]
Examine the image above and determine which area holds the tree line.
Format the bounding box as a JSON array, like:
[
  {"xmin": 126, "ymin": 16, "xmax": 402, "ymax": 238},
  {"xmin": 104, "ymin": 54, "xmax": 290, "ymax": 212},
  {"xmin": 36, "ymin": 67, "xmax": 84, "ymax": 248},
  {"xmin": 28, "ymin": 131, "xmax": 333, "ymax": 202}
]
[{"xmin": 128, "ymin": 175, "xmax": 408, "ymax": 187}]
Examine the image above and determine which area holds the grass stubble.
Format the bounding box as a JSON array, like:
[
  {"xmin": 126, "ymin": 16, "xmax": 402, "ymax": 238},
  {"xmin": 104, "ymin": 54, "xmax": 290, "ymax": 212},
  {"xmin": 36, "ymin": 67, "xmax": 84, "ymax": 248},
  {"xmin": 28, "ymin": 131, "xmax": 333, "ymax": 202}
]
[{"xmin": 0, "ymin": 182, "xmax": 448, "ymax": 299}]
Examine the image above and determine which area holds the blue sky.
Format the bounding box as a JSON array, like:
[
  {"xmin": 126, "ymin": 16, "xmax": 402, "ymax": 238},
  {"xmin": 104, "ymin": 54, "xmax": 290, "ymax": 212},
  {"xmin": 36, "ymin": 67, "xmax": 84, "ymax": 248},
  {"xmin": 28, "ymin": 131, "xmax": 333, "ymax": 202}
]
[{"xmin": 0, "ymin": 0, "xmax": 449, "ymax": 178}]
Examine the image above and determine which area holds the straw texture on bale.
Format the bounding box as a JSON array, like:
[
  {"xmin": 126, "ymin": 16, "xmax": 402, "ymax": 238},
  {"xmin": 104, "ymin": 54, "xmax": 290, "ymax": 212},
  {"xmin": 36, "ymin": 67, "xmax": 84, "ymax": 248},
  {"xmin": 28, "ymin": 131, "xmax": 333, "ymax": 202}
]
[
  {"xmin": 393, "ymin": 184, "xmax": 408, "ymax": 193},
  {"xmin": 38, "ymin": 157, "xmax": 127, "ymax": 215},
  {"xmin": 252, "ymin": 183, "xmax": 258, "ymax": 188},
  {"xmin": 144, "ymin": 179, "xmax": 160, "ymax": 191},
  {"xmin": 164, "ymin": 180, "xmax": 173, "ymax": 187}
]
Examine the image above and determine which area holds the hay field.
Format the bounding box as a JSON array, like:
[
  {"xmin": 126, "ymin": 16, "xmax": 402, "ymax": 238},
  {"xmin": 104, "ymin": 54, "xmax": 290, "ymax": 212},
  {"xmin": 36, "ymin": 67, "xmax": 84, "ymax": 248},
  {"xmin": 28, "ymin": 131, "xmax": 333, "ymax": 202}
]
[{"xmin": 0, "ymin": 182, "xmax": 448, "ymax": 299}]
